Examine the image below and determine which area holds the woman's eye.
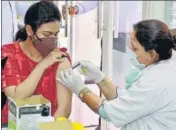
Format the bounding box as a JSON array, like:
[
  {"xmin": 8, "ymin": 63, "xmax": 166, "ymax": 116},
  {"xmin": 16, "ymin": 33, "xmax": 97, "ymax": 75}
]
[
  {"xmin": 43, "ymin": 33, "xmax": 51, "ymax": 37},
  {"xmin": 43, "ymin": 33, "xmax": 58, "ymax": 37},
  {"xmin": 54, "ymin": 34, "xmax": 58, "ymax": 36}
]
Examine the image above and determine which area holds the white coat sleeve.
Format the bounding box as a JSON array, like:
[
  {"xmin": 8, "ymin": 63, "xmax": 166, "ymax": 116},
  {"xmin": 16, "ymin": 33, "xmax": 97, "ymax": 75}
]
[
  {"xmin": 76, "ymin": 1, "xmax": 99, "ymax": 15},
  {"xmin": 98, "ymin": 76, "xmax": 167, "ymax": 128}
]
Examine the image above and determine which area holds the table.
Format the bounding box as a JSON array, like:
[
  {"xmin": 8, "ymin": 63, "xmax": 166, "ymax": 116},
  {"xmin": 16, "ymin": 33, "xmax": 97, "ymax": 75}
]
[{"xmin": 2, "ymin": 127, "xmax": 97, "ymax": 130}]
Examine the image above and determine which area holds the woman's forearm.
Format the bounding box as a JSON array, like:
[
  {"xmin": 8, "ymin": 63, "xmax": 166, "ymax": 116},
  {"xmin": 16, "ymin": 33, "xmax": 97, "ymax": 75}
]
[
  {"xmin": 54, "ymin": 108, "xmax": 71, "ymax": 119},
  {"xmin": 13, "ymin": 63, "xmax": 46, "ymax": 99},
  {"xmin": 97, "ymin": 77, "xmax": 118, "ymax": 100}
]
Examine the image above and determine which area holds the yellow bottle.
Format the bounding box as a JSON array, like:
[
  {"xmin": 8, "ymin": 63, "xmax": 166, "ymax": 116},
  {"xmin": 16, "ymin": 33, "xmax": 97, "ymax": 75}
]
[
  {"xmin": 56, "ymin": 117, "xmax": 67, "ymax": 121},
  {"xmin": 72, "ymin": 122, "xmax": 84, "ymax": 130},
  {"xmin": 56, "ymin": 117, "xmax": 84, "ymax": 130}
]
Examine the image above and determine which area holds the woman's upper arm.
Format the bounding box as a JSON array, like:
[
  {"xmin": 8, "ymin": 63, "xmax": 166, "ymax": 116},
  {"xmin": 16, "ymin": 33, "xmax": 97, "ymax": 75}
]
[
  {"xmin": 2, "ymin": 48, "xmax": 21, "ymax": 97},
  {"xmin": 56, "ymin": 57, "xmax": 72, "ymax": 109}
]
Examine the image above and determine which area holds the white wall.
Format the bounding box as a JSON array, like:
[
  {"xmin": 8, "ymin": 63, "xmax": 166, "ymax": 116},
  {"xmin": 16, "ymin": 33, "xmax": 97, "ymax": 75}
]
[
  {"xmin": 142, "ymin": 1, "xmax": 165, "ymax": 21},
  {"xmin": 57, "ymin": 1, "xmax": 101, "ymax": 128},
  {"xmin": 69, "ymin": 4, "xmax": 101, "ymax": 128},
  {"xmin": 111, "ymin": 2, "xmax": 143, "ymax": 130}
]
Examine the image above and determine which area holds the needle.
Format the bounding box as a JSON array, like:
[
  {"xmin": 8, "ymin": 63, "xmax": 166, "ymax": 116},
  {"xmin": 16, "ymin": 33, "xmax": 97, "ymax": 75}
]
[{"xmin": 72, "ymin": 63, "xmax": 80, "ymax": 69}]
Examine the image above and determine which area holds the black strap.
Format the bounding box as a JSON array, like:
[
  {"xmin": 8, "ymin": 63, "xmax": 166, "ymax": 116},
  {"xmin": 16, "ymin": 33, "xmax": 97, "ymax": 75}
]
[
  {"xmin": 2, "ymin": 57, "xmax": 8, "ymax": 70},
  {"xmin": 1, "ymin": 57, "xmax": 8, "ymax": 110},
  {"xmin": 84, "ymin": 124, "xmax": 99, "ymax": 128},
  {"xmin": 1, "ymin": 92, "xmax": 7, "ymax": 111},
  {"xmin": 98, "ymin": 38, "xmax": 103, "ymax": 129}
]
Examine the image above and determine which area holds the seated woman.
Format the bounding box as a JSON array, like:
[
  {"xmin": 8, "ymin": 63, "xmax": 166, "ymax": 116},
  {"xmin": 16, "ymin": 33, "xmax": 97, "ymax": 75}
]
[{"xmin": 1, "ymin": 1, "xmax": 72, "ymax": 125}]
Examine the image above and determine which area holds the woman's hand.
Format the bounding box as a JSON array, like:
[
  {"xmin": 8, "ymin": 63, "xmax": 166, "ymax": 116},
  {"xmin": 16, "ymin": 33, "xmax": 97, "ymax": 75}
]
[
  {"xmin": 40, "ymin": 49, "xmax": 66, "ymax": 69},
  {"xmin": 59, "ymin": 68, "xmax": 85, "ymax": 95},
  {"xmin": 73, "ymin": 60, "xmax": 105, "ymax": 83}
]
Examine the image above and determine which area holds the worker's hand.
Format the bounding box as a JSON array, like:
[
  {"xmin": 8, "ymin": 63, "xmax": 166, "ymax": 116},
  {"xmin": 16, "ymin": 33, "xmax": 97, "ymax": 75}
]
[
  {"xmin": 59, "ymin": 68, "xmax": 85, "ymax": 95},
  {"xmin": 73, "ymin": 60, "xmax": 105, "ymax": 83},
  {"xmin": 40, "ymin": 49, "xmax": 66, "ymax": 69},
  {"xmin": 62, "ymin": 5, "xmax": 78, "ymax": 20}
]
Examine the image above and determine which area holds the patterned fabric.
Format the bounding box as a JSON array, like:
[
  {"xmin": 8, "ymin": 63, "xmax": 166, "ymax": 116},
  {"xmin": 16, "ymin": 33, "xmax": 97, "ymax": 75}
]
[{"xmin": 1, "ymin": 42, "xmax": 70, "ymax": 124}]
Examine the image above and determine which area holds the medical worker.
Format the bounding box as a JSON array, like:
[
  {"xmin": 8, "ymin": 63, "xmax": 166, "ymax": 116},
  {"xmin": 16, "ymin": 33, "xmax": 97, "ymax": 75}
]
[{"xmin": 59, "ymin": 19, "xmax": 176, "ymax": 130}]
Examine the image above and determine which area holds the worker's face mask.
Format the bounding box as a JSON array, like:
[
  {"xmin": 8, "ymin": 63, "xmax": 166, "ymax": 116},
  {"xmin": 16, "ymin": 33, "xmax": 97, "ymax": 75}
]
[
  {"xmin": 32, "ymin": 35, "xmax": 58, "ymax": 57},
  {"xmin": 127, "ymin": 49, "xmax": 146, "ymax": 70}
]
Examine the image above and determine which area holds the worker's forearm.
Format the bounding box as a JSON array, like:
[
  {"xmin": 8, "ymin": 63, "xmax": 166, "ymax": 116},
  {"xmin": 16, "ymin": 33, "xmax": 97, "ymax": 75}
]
[
  {"xmin": 82, "ymin": 92, "xmax": 103, "ymax": 113},
  {"xmin": 97, "ymin": 77, "xmax": 118, "ymax": 100},
  {"xmin": 14, "ymin": 63, "xmax": 46, "ymax": 99}
]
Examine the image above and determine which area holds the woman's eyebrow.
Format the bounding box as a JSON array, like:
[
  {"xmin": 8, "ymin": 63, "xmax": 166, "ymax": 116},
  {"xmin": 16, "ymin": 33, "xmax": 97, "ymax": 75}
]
[{"xmin": 55, "ymin": 30, "xmax": 60, "ymax": 33}]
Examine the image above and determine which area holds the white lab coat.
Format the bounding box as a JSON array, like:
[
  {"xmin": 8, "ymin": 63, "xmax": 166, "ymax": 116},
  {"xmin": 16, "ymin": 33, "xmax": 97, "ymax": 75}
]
[
  {"xmin": 99, "ymin": 51, "xmax": 176, "ymax": 130},
  {"xmin": 2, "ymin": 1, "xmax": 29, "ymax": 45}
]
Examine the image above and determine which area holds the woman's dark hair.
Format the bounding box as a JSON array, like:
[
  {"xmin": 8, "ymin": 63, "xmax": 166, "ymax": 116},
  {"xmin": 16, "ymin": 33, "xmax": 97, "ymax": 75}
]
[
  {"xmin": 133, "ymin": 19, "xmax": 176, "ymax": 61},
  {"xmin": 15, "ymin": 1, "xmax": 61, "ymax": 41}
]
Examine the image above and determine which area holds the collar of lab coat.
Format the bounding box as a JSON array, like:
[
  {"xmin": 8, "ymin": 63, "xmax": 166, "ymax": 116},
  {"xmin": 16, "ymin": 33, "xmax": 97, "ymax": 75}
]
[{"xmin": 134, "ymin": 50, "xmax": 176, "ymax": 82}]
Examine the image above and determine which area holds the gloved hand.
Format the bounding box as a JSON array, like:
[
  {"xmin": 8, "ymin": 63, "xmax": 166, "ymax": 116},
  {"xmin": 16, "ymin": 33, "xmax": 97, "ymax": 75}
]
[
  {"xmin": 58, "ymin": 68, "xmax": 85, "ymax": 95},
  {"xmin": 73, "ymin": 60, "xmax": 105, "ymax": 83}
]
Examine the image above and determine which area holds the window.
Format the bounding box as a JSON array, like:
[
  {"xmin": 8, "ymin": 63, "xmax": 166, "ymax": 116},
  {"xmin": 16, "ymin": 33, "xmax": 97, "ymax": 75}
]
[{"xmin": 164, "ymin": 1, "xmax": 176, "ymax": 28}]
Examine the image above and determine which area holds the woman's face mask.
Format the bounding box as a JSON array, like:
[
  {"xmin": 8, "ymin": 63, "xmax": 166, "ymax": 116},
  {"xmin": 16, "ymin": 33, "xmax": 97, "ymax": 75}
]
[
  {"xmin": 29, "ymin": 21, "xmax": 60, "ymax": 57},
  {"xmin": 126, "ymin": 48, "xmax": 155, "ymax": 88},
  {"xmin": 33, "ymin": 36, "xmax": 58, "ymax": 57},
  {"xmin": 125, "ymin": 48, "xmax": 147, "ymax": 89},
  {"xmin": 127, "ymin": 30, "xmax": 156, "ymax": 70},
  {"xmin": 127, "ymin": 48, "xmax": 147, "ymax": 70}
]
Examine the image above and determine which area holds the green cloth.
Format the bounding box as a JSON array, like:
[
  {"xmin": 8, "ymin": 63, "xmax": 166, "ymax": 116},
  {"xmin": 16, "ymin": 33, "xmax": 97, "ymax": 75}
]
[{"xmin": 125, "ymin": 68, "xmax": 140, "ymax": 89}]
